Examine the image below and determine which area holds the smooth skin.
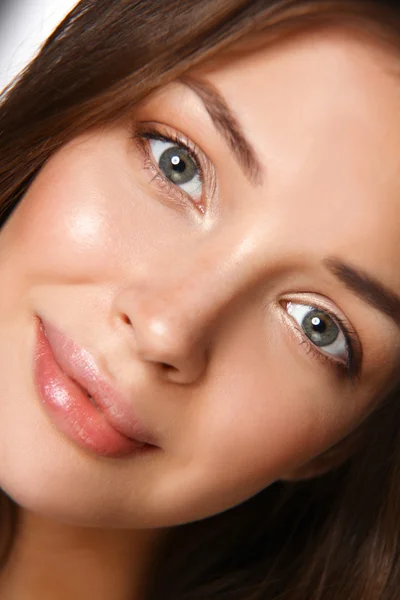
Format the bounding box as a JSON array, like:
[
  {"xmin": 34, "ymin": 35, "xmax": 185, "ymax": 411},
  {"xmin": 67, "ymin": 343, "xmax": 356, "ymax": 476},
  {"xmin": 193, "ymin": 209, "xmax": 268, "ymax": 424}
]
[{"xmin": 1, "ymin": 28, "xmax": 400, "ymax": 599}]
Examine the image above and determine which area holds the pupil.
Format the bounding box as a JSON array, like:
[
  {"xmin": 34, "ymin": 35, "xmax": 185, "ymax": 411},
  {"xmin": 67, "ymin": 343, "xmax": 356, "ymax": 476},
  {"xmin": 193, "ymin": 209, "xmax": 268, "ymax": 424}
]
[
  {"xmin": 159, "ymin": 146, "xmax": 197, "ymax": 185},
  {"xmin": 171, "ymin": 155, "xmax": 186, "ymax": 173},
  {"xmin": 311, "ymin": 316, "xmax": 326, "ymax": 333},
  {"xmin": 303, "ymin": 310, "xmax": 339, "ymax": 347}
]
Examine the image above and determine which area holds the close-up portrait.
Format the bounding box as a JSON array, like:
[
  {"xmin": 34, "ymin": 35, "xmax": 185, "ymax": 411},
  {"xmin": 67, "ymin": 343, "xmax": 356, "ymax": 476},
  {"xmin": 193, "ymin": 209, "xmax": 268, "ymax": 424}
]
[{"xmin": 0, "ymin": 1, "xmax": 400, "ymax": 599}]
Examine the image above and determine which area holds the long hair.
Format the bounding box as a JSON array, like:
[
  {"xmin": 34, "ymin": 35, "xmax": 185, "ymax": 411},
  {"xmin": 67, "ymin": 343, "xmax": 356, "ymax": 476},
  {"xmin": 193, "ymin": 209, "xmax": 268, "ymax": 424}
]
[{"xmin": 1, "ymin": 1, "xmax": 400, "ymax": 598}]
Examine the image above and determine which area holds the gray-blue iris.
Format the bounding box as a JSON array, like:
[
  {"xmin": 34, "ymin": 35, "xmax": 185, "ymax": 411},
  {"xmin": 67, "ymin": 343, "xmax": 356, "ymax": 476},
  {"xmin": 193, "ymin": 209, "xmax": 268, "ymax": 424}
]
[
  {"xmin": 302, "ymin": 310, "xmax": 339, "ymax": 347},
  {"xmin": 159, "ymin": 146, "xmax": 197, "ymax": 185}
]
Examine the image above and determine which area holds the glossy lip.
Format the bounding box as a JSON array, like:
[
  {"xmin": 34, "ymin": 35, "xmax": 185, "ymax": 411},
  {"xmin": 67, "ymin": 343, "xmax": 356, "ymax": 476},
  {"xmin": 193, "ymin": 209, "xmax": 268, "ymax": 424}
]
[{"xmin": 34, "ymin": 316, "xmax": 156, "ymax": 457}]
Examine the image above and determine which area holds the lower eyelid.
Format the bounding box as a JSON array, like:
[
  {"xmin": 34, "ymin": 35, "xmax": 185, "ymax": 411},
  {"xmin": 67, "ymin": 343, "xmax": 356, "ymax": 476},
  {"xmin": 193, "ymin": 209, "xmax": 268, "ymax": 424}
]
[
  {"xmin": 135, "ymin": 124, "xmax": 217, "ymax": 209},
  {"xmin": 135, "ymin": 137, "xmax": 191, "ymax": 209},
  {"xmin": 297, "ymin": 334, "xmax": 332, "ymax": 365},
  {"xmin": 279, "ymin": 304, "xmax": 352, "ymax": 376},
  {"xmin": 135, "ymin": 133, "xmax": 208, "ymax": 213}
]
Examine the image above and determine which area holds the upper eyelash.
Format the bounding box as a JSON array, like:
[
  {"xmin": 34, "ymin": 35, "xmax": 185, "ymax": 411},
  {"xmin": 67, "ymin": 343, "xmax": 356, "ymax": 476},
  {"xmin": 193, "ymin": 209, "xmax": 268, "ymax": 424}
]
[
  {"xmin": 285, "ymin": 302, "xmax": 361, "ymax": 382},
  {"xmin": 132, "ymin": 125, "xmax": 206, "ymax": 209},
  {"xmin": 327, "ymin": 311, "xmax": 361, "ymax": 380},
  {"xmin": 141, "ymin": 130, "xmax": 202, "ymax": 173},
  {"xmin": 134, "ymin": 126, "xmax": 361, "ymax": 380},
  {"xmin": 332, "ymin": 313, "xmax": 357, "ymax": 363}
]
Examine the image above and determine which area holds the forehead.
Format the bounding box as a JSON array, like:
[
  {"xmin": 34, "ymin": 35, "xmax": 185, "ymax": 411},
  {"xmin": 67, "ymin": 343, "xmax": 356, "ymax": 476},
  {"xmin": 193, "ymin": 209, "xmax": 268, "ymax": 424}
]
[{"xmin": 193, "ymin": 29, "xmax": 400, "ymax": 289}]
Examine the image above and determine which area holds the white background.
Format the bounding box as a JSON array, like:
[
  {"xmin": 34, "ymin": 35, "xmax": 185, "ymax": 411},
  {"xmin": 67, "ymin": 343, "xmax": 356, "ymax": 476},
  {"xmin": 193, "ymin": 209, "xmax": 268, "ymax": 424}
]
[{"xmin": 0, "ymin": 0, "xmax": 79, "ymax": 92}]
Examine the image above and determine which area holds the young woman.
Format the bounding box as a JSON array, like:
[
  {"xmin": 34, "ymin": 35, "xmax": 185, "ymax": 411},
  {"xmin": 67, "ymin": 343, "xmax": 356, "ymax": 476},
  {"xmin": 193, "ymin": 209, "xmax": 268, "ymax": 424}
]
[{"xmin": 1, "ymin": 1, "xmax": 400, "ymax": 598}]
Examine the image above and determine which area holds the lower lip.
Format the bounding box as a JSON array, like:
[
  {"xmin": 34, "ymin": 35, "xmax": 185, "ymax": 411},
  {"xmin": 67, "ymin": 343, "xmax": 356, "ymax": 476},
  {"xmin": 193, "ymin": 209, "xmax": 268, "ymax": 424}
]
[{"xmin": 34, "ymin": 319, "xmax": 146, "ymax": 457}]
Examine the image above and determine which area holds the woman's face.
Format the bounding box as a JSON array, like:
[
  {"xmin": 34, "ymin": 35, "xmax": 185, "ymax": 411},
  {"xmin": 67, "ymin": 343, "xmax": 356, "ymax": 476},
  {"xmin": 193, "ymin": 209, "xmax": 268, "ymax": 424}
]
[{"xmin": 0, "ymin": 29, "xmax": 400, "ymax": 528}]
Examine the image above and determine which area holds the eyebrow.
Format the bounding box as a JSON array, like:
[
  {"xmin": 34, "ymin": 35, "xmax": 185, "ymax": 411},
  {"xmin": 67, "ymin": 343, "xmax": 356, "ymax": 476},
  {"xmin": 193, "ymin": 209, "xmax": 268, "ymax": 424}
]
[
  {"xmin": 325, "ymin": 257, "xmax": 400, "ymax": 325},
  {"xmin": 181, "ymin": 76, "xmax": 264, "ymax": 186}
]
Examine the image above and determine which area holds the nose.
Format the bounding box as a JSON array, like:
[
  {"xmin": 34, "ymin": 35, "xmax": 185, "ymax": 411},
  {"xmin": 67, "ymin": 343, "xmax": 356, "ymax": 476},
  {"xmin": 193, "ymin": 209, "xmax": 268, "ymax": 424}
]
[
  {"xmin": 116, "ymin": 287, "xmax": 210, "ymax": 384},
  {"xmin": 113, "ymin": 239, "xmax": 260, "ymax": 384}
]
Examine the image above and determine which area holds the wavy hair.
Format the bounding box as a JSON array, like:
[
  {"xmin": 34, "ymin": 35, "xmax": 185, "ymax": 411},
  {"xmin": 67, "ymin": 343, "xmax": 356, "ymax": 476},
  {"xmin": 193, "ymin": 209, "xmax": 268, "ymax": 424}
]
[{"xmin": 1, "ymin": 1, "xmax": 400, "ymax": 598}]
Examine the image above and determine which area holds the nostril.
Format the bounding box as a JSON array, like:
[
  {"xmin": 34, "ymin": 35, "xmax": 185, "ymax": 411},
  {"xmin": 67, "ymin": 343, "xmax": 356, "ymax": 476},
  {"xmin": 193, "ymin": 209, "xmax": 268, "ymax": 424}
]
[
  {"xmin": 120, "ymin": 313, "xmax": 132, "ymax": 326},
  {"xmin": 118, "ymin": 312, "xmax": 180, "ymax": 372},
  {"xmin": 160, "ymin": 362, "xmax": 178, "ymax": 372},
  {"xmin": 115, "ymin": 308, "xmax": 204, "ymax": 381}
]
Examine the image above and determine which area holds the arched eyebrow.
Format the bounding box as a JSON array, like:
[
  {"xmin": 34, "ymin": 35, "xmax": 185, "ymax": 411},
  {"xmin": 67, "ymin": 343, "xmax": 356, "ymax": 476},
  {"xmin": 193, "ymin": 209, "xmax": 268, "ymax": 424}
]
[
  {"xmin": 181, "ymin": 76, "xmax": 264, "ymax": 187},
  {"xmin": 325, "ymin": 258, "xmax": 400, "ymax": 323}
]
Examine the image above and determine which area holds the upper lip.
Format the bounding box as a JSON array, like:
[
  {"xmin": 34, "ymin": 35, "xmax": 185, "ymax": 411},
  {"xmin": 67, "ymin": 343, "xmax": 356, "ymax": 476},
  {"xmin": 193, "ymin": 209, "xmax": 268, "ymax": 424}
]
[{"xmin": 39, "ymin": 317, "xmax": 156, "ymax": 446}]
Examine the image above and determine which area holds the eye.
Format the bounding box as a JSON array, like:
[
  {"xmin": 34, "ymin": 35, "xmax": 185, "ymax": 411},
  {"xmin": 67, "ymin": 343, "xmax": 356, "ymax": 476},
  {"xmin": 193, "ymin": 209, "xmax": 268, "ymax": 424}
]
[
  {"xmin": 286, "ymin": 302, "xmax": 348, "ymax": 362},
  {"xmin": 148, "ymin": 138, "xmax": 203, "ymax": 202}
]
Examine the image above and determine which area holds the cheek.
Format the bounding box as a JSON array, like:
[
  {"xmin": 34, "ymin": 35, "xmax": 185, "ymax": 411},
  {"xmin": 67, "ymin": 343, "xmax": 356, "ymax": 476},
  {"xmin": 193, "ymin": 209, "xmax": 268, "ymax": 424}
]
[
  {"xmin": 0, "ymin": 138, "xmax": 184, "ymax": 286},
  {"xmin": 201, "ymin": 370, "xmax": 325, "ymax": 484},
  {"xmin": 0, "ymin": 161, "xmax": 127, "ymax": 281},
  {"xmin": 177, "ymin": 321, "xmax": 355, "ymax": 512}
]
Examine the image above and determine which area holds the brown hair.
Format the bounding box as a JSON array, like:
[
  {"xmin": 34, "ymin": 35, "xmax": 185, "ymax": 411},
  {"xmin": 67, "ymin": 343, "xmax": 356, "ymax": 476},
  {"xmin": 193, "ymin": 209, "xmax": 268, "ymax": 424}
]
[{"xmin": 1, "ymin": 1, "xmax": 400, "ymax": 598}]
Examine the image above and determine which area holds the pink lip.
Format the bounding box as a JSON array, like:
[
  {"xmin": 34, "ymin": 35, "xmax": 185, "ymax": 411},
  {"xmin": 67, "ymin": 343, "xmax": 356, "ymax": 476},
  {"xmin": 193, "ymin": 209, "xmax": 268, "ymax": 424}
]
[{"xmin": 34, "ymin": 317, "xmax": 155, "ymax": 457}]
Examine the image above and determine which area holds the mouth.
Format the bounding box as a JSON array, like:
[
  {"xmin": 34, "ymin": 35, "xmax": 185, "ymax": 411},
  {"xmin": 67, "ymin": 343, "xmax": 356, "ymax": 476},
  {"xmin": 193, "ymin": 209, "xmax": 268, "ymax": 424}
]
[{"xmin": 34, "ymin": 316, "xmax": 155, "ymax": 458}]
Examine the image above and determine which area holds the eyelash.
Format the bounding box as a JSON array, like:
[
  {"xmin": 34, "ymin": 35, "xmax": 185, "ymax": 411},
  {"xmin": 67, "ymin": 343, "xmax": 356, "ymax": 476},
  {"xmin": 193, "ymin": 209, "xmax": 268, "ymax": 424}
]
[
  {"xmin": 133, "ymin": 125, "xmax": 361, "ymax": 381},
  {"xmin": 284, "ymin": 301, "xmax": 360, "ymax": 381},
  {"xmin": 133, "ymin": 124, "xmax": 208, "ymax": 211}
]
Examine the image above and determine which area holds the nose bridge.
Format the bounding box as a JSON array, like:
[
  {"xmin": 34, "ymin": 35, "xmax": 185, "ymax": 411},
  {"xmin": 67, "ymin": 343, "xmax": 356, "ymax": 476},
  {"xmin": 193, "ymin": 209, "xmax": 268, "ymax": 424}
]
[
  {"xmin": 149, "ymin": 229, "xmax": 262, "ymax": 332},
  {"xmin": 115, "ymin": 227, "xmax": 265, "ymax": 381}
]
